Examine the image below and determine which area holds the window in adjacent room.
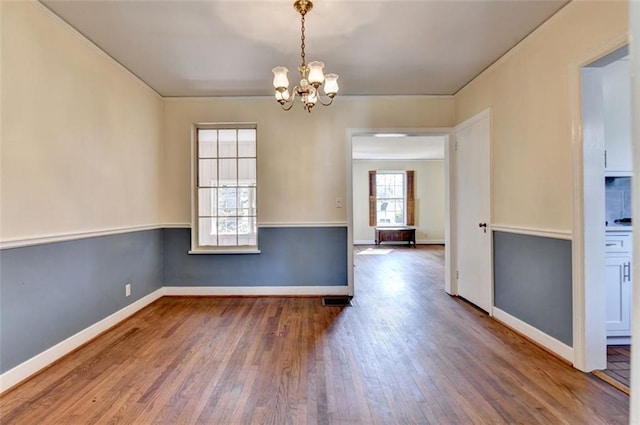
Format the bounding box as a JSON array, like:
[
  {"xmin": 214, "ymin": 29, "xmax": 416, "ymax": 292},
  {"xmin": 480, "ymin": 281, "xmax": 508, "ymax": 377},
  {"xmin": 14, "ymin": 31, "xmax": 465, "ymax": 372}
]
[
  {"xmin": 191, "ymin": 124, "xmax": 258, "ymax": 253},
  {"xmin": 369, "ymin": 170, "xmax": 415, "ymax": 227}
]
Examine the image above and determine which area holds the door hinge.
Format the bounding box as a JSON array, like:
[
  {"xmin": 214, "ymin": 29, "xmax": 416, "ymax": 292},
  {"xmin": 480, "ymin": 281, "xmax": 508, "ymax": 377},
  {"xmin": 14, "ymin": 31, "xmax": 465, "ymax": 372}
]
[
  {"xmin": 604, "ymin": 150, "xmax": 607, "ymax": 168},
  {"xmin": 456, "ymin": 270, "xmax": 459, "ymax": 279}
]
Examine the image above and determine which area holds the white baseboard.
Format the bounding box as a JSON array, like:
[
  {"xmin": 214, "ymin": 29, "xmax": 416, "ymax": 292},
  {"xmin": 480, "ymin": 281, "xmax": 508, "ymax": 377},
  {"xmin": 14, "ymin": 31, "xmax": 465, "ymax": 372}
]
[
  {"xmin": 354, "ymin": 240, "xmax": 375, "ymax": 245},
  {"xmin": 417, "ymin": 239, "xmax": 445, "ymax": 244},
  {"xmin": 1, "ymin": 285, "xmax": 349, "ymax": 394},
  {"xmin": 493, "ymin": 307, "xmax": 574, "ymax": 363},
  {"xmin": 0, "ymin": 288, "xmax": 165, "ymax": 394},
  {"xmin": 164, "ymin": 286, "xmax": 351, "ymax": 297}
]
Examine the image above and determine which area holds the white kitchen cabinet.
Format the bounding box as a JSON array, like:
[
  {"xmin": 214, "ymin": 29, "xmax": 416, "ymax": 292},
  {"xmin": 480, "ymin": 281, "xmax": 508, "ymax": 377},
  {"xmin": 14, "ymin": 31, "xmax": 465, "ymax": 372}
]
[
  {"xmin": 605, "ymin": 231, "xmax": 633, "ymax": 340},
  {"xmin": 605, "ymin": 136, "xmax": 633, "ymax": 174},
  {"xmin": 605, "ymin": 255, "xmax": 632, "ymax": 335}
]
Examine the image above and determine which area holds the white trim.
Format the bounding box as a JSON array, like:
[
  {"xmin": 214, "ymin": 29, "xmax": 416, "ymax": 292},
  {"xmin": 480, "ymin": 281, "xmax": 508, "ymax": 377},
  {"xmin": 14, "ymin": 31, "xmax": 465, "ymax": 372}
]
[
  {"xmin": 444, "ymin": 131, "xmax": 454, "ymax": 295},
  {"xmin": 0, "ymin": 223, "xmax": 350, "ymax": 250},
  {"xmin": 162, "ymin": 223, "xmax": 191, "ymax": 228},
  {"xmin": 1, "ymin": 225, "xmax": 163, "ymax": 250},
  {"xmin": 36, "ymin": 2, "xmax": 161, "ymax": 98},
  {"xmin": 0, "ymin": 288, "xmax": 164, "ymax": 394},
  {"xmin": 352, "ymin": 159, "xmax": 445, "ymax": 163},
  {"xmin": 346, "ymin": 129, "xmax": 356, "ymax": 297},
  {"xmin": 257, "ymin": 222, "xmax": 348, "ymax": 228},
  {"xmin": 493, "ymin": 307, "xmax": 574, "ymax": 363},
  {"xmin": 188, "ymin": 249, "xmax": 261, "ymax": 255},
  {"xmin": 418, "ymin": 239, "xmax": 445, "ymax": 245},
  {"xmin": 491, "ymin": 225, "xmax": 572, "ymax": 241},
  {"xmin": 454, "ymin": 108, "xmax": 491, "ymax": 132},
  {"xmin": 163, "ymin": 286, "xmax": 350, "ymax": 297},
  {"xmin": 354, "ymin": 240, "xmax": 375, "ymax": 245},
  {"xmin": 571, "ymin": 35, "xmax": 629, "ymax": 372},
  {"xmin": 162, "ymin": 95, "xmax": 455, "ymax": 102},
  {"xmin": 630, "ymin": 4, "xmax": 640, "ymax": 422},
  {"xmin": 165, "ymin": 222, "xmax": 349, "ymax": 229},
  {"xmin": 347, "ymin": 127, "xmax": 454, "ymax": 298}
]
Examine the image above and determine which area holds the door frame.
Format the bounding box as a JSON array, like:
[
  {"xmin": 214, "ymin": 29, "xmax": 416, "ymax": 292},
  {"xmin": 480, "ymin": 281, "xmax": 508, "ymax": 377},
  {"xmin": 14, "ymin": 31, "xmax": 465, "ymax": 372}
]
[
  {"xmin": 571, "ymin": 34, "xmax": 628, "ymax": 372},
  {"xmin": 346, "ymin": 127, "xmax": 455, "ymax": 297},
  {"xmin": 452, "ymin": 108, "xmax": 493, "ymax": 313}
]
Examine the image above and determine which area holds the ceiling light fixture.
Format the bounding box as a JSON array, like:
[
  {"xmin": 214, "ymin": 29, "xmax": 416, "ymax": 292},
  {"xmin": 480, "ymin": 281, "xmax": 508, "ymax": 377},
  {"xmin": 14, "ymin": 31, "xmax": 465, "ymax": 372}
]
[
  {"xmin": 372, "ymin": 133, "xmax": 408, "ymax": 138},
  {"xmin": 272, "ymin": 0, "xmax": 339, "ymax": 113}
]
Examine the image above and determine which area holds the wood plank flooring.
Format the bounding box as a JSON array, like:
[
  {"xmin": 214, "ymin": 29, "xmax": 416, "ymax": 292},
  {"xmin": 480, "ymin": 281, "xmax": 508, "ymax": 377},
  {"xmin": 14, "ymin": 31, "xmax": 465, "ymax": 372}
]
[
  {"xmin": 1, "ymin": 245, "xmax": 629, "ymax": 424},
  {"xmin": 601, "ymin": 345, "xmax": 631, "ymax": 392}
]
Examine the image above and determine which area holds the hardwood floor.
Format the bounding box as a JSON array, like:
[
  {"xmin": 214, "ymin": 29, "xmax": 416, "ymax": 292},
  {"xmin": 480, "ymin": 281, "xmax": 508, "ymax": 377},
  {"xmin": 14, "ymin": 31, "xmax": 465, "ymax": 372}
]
[
  {"xmin": 1, "ymin": 245, "xmax": 629, "ymax": 424},
  {"xmin": 593, "ymin": 345, "xmax": 631, "ymax": 394}
]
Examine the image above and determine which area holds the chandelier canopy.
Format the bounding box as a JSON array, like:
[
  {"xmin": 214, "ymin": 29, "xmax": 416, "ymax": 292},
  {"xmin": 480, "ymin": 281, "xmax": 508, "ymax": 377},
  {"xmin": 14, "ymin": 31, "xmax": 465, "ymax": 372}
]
[{"xmin": 272, "ymin": 0, "xmax": 339, "ymax": 113}]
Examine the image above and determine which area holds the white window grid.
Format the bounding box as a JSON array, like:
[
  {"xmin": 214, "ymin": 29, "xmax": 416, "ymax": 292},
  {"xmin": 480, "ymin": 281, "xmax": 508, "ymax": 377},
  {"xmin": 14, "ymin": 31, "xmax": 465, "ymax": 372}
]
[{"xmin": 194, "ymin": 125, "xmax": 257, "ymax": 250}]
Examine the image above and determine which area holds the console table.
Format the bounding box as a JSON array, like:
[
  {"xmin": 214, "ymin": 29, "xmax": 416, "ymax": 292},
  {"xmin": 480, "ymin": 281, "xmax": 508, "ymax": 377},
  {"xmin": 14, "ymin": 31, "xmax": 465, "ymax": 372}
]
[{"xmin": 375, "ymin": 227, "xmax": 416, "ymax": 247}]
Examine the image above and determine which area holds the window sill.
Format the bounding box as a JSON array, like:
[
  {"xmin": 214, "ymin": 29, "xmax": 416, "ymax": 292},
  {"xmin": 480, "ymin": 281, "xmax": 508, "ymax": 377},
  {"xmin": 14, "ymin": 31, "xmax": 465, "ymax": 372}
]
[{"xmin": 188, "ymin": 248, "xmax": 261, "ymax": 255}]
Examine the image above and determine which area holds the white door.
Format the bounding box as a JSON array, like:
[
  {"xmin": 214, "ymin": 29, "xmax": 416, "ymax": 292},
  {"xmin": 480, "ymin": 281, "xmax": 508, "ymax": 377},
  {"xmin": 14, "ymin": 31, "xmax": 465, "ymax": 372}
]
[{"xmin": 454, "ymin": 110, "xmax": 492, "ymax": 313}]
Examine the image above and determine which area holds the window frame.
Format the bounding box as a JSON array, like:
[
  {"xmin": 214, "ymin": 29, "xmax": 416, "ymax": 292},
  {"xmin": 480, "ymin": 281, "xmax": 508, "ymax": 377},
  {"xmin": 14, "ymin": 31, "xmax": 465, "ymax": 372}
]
[
  {"xmin": 375, "ymin": 171, "xmax": 407, "ymax": 227},
  {"xmin": 190, "ymin": 123, "xmax": 260, "ymax": 254},
  {"xmin": 369, "ymin": 169, "xmax": 415, "ymax": 228}
]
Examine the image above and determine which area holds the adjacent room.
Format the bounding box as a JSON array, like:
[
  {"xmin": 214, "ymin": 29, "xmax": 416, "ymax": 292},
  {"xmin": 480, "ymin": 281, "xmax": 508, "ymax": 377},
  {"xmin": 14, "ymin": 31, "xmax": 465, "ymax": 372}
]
[{"xmin": 1, "ymin": 0, "xmax": 638, "ymax": 423}]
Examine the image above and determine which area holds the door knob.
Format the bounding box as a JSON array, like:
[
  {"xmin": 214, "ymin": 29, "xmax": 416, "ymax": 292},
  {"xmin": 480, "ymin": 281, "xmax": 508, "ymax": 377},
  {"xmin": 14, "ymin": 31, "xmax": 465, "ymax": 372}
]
[{"xmin": 479, "ymin": 223, "xmax": 487, "ymax": 233}]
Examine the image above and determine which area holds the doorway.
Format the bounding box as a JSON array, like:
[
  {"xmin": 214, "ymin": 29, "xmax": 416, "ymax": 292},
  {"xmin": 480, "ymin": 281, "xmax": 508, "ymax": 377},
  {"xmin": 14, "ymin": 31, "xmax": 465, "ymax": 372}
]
[
  {"xmin": 578, "ymin": 43, "xmax": 633, "ymax": 380},
  {"xmin": 347, "ymin": 129, "xmax": 454, "ymax": 296}
]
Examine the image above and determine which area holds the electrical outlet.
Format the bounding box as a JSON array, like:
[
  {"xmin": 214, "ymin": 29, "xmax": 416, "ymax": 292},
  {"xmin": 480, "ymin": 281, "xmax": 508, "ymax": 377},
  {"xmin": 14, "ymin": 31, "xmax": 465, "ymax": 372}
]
[
  {"xmin": 125, "ymin": 283, "xmax": 131, "ymax": 297},
  {"xmin": 335, "ymin": 197, "xmax": 343, "ymax": 208}
]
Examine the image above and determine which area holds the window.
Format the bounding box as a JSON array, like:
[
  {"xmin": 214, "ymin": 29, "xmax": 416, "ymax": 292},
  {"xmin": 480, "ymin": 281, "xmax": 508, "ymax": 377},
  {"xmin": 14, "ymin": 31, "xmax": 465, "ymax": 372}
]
[
  {"xmin": 192, "ymin": 124, "xmax": 258, "ymax": 253},
  {"xmin": 376, "ymin": 172, "xmax": 405, "ymax": 225},
  {"xmin": 369, "ymin": 170, "xmax": 415, "ymax": 227}
]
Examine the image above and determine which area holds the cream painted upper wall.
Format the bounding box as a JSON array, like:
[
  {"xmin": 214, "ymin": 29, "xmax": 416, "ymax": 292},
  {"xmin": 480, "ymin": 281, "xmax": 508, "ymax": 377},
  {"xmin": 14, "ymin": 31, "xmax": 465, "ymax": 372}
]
[
  {"xmin": 1, "ymin": 2, "xmax": 163, "ymax": 241},
  {"xmin": 455, "ymin": 0, "xmax": 628, "ymax": 232},
  {"xmin": 162, "ymin": 96, "xmax": 454, "ymax": 225}
]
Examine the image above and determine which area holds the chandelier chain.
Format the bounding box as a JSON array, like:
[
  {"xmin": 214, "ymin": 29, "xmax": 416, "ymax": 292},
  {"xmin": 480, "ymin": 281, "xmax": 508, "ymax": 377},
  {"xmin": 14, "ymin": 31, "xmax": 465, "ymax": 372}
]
[{"xmin": 300, "ymin": 14, "xmax": 306, "ymax": 67}]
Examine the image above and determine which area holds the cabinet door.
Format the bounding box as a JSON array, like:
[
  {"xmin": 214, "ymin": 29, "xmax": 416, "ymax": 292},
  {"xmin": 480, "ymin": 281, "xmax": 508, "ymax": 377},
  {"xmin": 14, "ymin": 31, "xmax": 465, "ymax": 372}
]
[{"xmin": 605, "ymin": 255, "xmax": 632, "ymax": 335}]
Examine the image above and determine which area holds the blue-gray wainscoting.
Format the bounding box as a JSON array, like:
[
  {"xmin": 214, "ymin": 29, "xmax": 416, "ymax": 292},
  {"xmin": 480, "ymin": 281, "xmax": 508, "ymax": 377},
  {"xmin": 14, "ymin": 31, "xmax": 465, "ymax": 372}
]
[
  {"xmin": 163, "ymin": 227, "xmax": 348, "ymax": 286},
  {"xmin": 1, "ymin": 226, "xmax": 348, "ymax": 376},
  {"xmin": 493, "ymin": 231, "xmax": 573, "ymax": 346},
  {"xmin": 0, "ymin": 229, "xmax": 163, "ymax": 374}
]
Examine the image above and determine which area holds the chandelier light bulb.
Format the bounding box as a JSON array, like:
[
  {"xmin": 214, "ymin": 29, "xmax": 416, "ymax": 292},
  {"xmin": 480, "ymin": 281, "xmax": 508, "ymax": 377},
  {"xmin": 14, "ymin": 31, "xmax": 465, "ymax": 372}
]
[
  {"xmin": 275, "ymin": 89, "xmax": 290, "ymax": 103},
  {"xmin": 323, "ymin": 73, "xmax": 339, "ymax": 96},
  {"xmin": 272, "ymin": 67, "xmax": 290, "ymax": 90},
  {"xmin": 308, "ymin": 87, "xmax": 318, "ymax": 104},
  {"xmin": 307, "ymin": 61, "xmax": 325, "ymax": 86}
]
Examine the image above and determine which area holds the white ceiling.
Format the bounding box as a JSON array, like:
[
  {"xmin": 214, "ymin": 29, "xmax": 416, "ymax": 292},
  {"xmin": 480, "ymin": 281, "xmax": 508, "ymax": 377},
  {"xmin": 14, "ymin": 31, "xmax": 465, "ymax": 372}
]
[
  {"xmin": 352, "ymin": 135, "xmax": 445, "ymax": 160},
  {"xmin": 40, "ymin": 0, "xmax": 569, "ymax": 97}
]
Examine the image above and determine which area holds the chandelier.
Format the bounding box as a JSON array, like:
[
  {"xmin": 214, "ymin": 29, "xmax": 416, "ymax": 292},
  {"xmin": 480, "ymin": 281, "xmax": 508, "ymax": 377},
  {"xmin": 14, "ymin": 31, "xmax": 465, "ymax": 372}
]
[{"xmin": 272, "ymin": 0, "xmax": 339, "ymax": 112}]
